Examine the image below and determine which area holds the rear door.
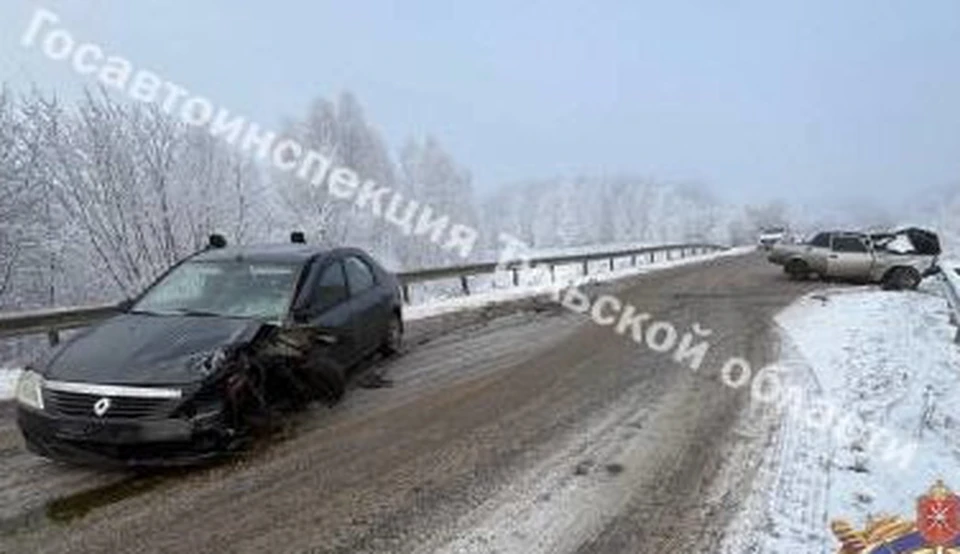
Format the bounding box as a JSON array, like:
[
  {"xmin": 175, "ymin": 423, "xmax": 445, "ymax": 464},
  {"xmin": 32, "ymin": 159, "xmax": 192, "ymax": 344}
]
[
  {"xmin": 303, "ymin": 258, "xmax": 360, "ymax": 366},
  {"xmin": 343, "ymin": 255, "xmax": 389, "ymax": 354},
  {"xmin": 827, "ymin": 235, "xmax": 874, "ymax": 279}
]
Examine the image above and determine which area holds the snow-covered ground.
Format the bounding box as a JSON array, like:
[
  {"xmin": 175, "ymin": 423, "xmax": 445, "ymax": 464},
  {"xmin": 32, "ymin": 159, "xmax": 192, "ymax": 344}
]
[
  {"xmin": 0, "ymin": 367, "xmax": 21, "ymax": 401},
  {"xmin": 406, "ymin": 246, "xmax": 753, "ymax": 320},
  {"xmin": 722, "ymin": 280, "xmax": 960, "ymax": 552}
]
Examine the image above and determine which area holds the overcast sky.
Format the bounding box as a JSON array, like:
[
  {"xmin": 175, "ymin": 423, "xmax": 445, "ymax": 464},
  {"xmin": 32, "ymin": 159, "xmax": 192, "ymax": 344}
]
[{"xmin": 3, "ymin": 0, "xmax": 959, "ymax": 206}]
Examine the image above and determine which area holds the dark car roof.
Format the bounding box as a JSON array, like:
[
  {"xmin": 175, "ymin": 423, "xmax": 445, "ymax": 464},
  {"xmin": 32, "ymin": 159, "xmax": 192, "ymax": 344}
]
[{"xmin": 190, "ymin": 244, "xmax": 330, "ymax": 265}]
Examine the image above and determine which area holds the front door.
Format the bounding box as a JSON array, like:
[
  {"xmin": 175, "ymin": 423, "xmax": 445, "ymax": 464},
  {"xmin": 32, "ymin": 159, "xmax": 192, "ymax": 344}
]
[
  {"xmin": 343, "ymin": 255, "xmax": 388, "ymax": 354},
  {"xmin": 305, "ymin": 260, "xmax": 360, "ymax": 366},
  {"xmin": 827, "ymin": 235, "xmax": 874, "ymax": 279}
]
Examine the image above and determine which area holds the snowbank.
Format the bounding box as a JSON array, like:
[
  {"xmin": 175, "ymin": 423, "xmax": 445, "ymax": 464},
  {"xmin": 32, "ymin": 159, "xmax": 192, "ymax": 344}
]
[{"xmin": 722, "ymin": 283, "xmax": 960, "ymax": 552}]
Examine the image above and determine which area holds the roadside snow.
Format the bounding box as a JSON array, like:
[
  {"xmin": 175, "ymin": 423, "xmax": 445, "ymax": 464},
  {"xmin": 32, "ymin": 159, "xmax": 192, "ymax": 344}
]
[
  {"xmin": 722, "ymin": 283, "xmax": 960, "ymax": 552},
  {"xmin": 0, "ymin": 367, "xmax": 21, "ymax": 400},
  {"xmin": 405, "ymin": 246, "xmax": 754, "ymax": 320}
]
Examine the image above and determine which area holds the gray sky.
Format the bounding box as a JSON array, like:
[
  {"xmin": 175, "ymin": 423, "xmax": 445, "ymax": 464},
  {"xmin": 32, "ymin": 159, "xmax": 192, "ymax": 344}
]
[{"xmin": 3, "ymin": 0, "xmax": 959, "ymax": 206}]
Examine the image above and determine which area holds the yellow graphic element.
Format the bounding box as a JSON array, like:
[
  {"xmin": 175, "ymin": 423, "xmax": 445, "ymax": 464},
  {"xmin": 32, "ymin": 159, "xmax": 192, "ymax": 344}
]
[
  {"xmin": 831, "ymin": 481, "xmax": 960, "ymax": 553},
  {"xmin": 832, "ymin": 516, "xmax": 916, "ymax": 553}
]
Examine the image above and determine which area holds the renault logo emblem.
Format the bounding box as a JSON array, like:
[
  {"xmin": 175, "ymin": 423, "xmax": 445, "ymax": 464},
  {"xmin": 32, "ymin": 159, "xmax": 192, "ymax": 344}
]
[{"xmin": 93, "ymin": 397, "xmax": 111, "ymax": 417}]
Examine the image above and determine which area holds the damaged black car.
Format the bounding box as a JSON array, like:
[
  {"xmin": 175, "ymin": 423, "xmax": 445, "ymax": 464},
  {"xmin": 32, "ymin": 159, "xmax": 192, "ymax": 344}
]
[{"xmin": 15, "ymin": 236, "xmax": 403, "ymax": 466}]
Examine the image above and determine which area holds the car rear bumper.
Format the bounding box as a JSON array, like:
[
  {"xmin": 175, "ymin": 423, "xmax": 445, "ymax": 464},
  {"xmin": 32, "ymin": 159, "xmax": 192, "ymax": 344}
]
[{"xmin": 17, "ymin": 405, "xmax": 231, "ymax": 467}]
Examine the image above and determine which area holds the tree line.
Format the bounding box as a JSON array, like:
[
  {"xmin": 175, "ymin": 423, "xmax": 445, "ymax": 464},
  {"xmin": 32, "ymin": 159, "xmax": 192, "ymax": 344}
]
[{"xmin": 7, "ymin": 85, "xmax": 856, "ymax": 333}]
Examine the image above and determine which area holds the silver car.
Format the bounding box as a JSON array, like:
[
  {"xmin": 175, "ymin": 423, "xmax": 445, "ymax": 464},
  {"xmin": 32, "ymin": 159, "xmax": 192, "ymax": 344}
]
[{"xmin": 767, "ymin": 228, "xmax": 940, "ymax": 290}]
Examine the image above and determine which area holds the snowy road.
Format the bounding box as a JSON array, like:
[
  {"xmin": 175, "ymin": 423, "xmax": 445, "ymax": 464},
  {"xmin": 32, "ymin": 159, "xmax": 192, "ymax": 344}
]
[{"xmin": 0, "ymin": 252, "xmax": 834, "ymax": 553}]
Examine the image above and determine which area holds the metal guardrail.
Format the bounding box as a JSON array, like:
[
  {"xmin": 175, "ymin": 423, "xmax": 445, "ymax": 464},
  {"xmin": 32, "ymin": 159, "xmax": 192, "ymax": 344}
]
[
  {"xmin": 939, "ymin": 262, "xmax": 960, "ymax": 344},
  {"xmin": 395, "ymin": 242, "xmax": 725, "ymax": 303},
  {"xmin": 0, "ymin": 303, "xmax": 125, "ymax": 343},
  {"xmin": 0, "ymin": 242, "xmax": 727, "ymax": 344}
]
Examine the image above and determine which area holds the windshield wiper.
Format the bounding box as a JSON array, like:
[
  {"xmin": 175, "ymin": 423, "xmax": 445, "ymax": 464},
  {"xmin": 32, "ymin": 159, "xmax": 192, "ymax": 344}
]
[{"xmin": 169, "ymin": 308, "xmax": 225, "ymax": 318}]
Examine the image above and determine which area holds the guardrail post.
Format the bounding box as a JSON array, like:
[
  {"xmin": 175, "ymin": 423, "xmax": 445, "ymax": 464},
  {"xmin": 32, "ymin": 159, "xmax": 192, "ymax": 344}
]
[
  {"xmin": 649, "ymin": 252, "xmax": 655, "ymax": 263},
  {"xmin": 631, "ymin": 254, "xmax": 637, "ymax": 266},
  {"xmin": 667, "ymin": 250, "xmax": 672, "ymax": 261},
  {"xmin": 609, "ymin": 257, "xmax": 615, "ymax": 271},
  {"xmin": 460, "ymin": 275, "xmax": 470, "ymax": 295},
  {"xmin": 402, "ymin": 284, "xmax": 411, "ymax": 304},
  {"xmin": 48, "ymin": 330, "xmax": 60, "ymax": 347},
  {"xmin": 582, "ymin": 260, "xmax": 589, "ymax": 276},
  {"xmin": 512, "ymin": 268, "xmax": 520, "ymax": 287},
  {"xmin": 550, "ymin": 265, "xmax": 556, "ymax": 283}
]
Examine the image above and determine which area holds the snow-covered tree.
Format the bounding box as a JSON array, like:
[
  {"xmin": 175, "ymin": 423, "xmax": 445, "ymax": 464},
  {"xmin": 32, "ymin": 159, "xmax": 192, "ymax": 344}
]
[
  {"xmin": 274, "ymin": 92, "xmax": 396, "ymax": 259},
  {"xmin": 397, "ymin": 136, "xmax": 476, "ymax": 267}
]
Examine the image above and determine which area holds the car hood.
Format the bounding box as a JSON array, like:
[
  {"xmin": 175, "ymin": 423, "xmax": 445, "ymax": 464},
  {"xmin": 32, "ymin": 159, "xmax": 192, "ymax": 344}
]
[{"xmin": 43, "ymin": 313, "xmax": 264, "ymax": 386}]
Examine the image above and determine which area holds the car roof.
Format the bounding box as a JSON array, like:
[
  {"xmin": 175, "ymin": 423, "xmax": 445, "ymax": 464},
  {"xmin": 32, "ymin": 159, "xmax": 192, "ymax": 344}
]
[
  {"xmin": 817, "ymin": 230, "xmax": 861, "ymax": 236},
  {"xmin": 190, "ymin": 244, "xmax": 330, "ymax": 265}
]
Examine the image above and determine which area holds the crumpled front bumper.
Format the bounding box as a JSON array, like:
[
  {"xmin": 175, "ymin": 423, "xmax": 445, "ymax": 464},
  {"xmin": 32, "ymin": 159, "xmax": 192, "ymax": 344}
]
[{"xmin": 17, "ymin": 405, "xmax": 231, "ymax": 467}]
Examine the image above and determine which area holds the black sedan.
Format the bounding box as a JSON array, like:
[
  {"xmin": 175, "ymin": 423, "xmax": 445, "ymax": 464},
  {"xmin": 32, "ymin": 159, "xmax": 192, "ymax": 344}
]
[{"xmin": 15, "ymin": 237, "xmax": 403, "ymax": 466}]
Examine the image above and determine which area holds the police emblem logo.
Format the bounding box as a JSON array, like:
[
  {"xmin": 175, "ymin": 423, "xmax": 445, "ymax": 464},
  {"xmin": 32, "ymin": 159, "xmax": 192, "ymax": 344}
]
[{"xmin": 831, "ymin": 480, "xmax": 960, "ymax": 553}]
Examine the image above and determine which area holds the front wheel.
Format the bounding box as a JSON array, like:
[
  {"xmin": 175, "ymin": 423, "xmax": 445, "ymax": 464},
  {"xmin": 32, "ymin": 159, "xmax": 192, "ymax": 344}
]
[
  {"xmin": 882, "ymin": 267, "xmax": 921, "ymax": 291},
  {"xmin": 380, "ymin": 314, "xmax": 403, "ymax": 356}
]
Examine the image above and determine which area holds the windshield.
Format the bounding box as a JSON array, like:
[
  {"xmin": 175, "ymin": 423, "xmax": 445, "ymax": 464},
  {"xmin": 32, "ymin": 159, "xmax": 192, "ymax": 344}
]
[{"xmin": 132, "ymin": 261, "xmax": 299, "ymax": 320}]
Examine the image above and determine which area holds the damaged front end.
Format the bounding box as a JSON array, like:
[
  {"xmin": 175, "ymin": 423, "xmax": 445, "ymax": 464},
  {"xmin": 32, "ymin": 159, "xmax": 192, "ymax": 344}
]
[
  {"xmin": 870, "ymin": 227, "xmax": 942, "ymax": 257},
  {"xmin": 870, "ymin": 227, "xmax": 942, "ymax": 278},
  {"xmin": 207, "ymin": 324, "xmax": 346, "ymax": 434},
  {"xmin": 18, "ymin": 322, "xmax": 345, "ymax": 467}
]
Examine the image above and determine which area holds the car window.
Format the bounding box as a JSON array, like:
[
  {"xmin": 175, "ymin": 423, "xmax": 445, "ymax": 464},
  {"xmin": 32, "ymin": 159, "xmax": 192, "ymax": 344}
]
[
  {"xmin": 832, "ymin": 236, "xmax": 868, "ymax": 253},
  {"xmin": 344, "ymin": 256, "xmax": 376, "ymax": 295},
  {"xmin": 809, "ymin": 233, "xmax": 831, "ymax": 248},
  {"xmin": 313, "ymin": 262, "xmax": 349, "ymax": 312}
]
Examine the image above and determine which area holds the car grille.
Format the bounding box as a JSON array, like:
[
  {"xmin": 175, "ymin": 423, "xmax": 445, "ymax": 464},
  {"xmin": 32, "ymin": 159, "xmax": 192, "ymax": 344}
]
[{"xmin": 44, "ymin": 389, "xmax": 178, "ymax": 419}]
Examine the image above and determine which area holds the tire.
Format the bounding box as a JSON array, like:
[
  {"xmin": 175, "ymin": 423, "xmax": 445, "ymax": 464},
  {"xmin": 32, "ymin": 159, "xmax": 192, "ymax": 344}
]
[
  {"xmin": 785, "ymin": 259, "xmax": 810, "ymax": 280},
  {"xmin": 380, "ymin": 313, "xmax": 403, "ymax": 356},
  {"xmin": 302, "ymin": 356, "xmax": 346, "ymax": 403},
  {"xmin": 882, "ymin": 267, "xmax": 921, "ymax": 291}
]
